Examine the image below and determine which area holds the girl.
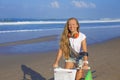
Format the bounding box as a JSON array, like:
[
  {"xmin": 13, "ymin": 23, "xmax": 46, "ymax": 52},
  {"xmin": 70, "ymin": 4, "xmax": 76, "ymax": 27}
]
[{"xmin": 53, "ymin": 17, "xmax": 89, "ymax": 80}]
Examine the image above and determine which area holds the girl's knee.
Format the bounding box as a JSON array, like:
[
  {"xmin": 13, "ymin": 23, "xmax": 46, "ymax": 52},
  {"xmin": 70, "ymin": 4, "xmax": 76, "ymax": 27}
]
[
  {"xmin": 77, "ymin": 69, "xmax": 83, "ymax": 73},
  {"xmin": 76, "ymin": 69, "xmax": 84, "ymax": 80}
]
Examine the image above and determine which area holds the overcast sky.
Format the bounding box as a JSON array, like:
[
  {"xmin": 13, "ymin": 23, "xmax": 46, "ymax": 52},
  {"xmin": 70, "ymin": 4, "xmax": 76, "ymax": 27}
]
[{"xmin": 0, "ymin": 0, "xmax": 120, "ymax": 19}]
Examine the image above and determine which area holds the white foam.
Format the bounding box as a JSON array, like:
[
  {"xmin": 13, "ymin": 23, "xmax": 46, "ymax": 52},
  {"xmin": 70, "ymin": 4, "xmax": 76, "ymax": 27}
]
[
  {"xmin": 0, "ymin": 21, "xmax": 66, "ymax": 25},
  {"xmin": 0, "ymin": 19, "xmax": 120, "ymax": 25},
  {"xmin": 0, "ymin": 25, "xmax": 119, "ymax": 34},
  {"xmin": 0, "ymin": 28, "xmax": 62, "ymax": 33},
  {"xmin": 0, "ymin": 29, "xmax": 42, "ymax": 33},
  {"xmin": 79, "ymin": 19, "xmax": 120, "ymax": 23},
  {"xmin": 82, "ymin": 25, "xmax": 120, "ymax": 29}
]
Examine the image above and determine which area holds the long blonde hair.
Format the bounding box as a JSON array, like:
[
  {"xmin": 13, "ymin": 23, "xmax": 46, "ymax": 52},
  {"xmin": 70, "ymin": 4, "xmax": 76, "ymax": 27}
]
[{"xmin": 59, "ymin": 17, "xmax": 80, "ymax": 59}]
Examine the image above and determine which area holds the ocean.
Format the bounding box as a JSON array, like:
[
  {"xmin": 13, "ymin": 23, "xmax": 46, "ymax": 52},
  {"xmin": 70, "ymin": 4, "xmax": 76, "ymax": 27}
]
[{"xmin": 0, "ymin": 19, "xmax": 120, "ymax": 54}]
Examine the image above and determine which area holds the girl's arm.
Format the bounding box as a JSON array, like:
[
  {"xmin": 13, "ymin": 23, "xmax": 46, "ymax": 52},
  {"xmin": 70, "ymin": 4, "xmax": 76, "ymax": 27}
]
[
  {"xmin": 53, "ymin": 48, "xmax": 63, "ymax": 68},
  {"xmin": 81, "ymin": 38, "xmax": 88, "ymax": 61},
  {"xmin": 81, "ymin": 38, "xmax": 89, "ymax": 69}
]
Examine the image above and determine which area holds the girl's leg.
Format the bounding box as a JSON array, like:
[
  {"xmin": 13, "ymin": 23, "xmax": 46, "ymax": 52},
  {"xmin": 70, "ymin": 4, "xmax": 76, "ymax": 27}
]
[
  {"xmin": 65, "ymin": 62, "xmax": 84, "ymax": 80},
  {"xmin": 76, "ymin": 69, "xmax": 84, "ymax": 80}
]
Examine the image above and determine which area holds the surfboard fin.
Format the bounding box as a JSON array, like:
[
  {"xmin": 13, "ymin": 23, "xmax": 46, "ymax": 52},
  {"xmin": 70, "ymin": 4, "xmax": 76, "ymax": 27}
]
[{"xmin": 85, "ymin": 70, "xmax": 93, "ymax": 80}]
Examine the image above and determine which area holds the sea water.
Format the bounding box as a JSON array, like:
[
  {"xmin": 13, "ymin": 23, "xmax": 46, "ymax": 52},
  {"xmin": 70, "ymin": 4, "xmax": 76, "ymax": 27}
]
[{"xmin": 0, "ymin": 20, "xmax": 120, "ymax": 54}]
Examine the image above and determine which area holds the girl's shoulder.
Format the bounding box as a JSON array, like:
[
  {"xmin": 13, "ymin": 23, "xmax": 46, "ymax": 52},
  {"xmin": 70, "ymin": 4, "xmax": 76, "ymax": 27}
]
[
  {"xmin": 79, "ymin": 32, "xmax": 86, "ymax": 37},
  {"xmin": 78, "ymin": 32, "xmax": 86, "ymax": 40}
]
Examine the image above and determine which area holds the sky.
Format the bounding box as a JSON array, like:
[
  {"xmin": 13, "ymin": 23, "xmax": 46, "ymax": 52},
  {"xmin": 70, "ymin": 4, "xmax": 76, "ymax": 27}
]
[{"xmin": 0, "ymin": 0, "xmax": 120, "ymax": 19}]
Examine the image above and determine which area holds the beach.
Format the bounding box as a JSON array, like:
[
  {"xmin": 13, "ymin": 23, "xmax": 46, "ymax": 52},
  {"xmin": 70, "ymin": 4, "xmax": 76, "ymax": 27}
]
[
  {"xmin": 0, "ymin": 0, "xmax": 120, "ymax": 80},
  {"xmin": 88, "ymin": 37, "xmax": 120, "ymax": 80},
  {"xmin": 0, "ymin": 36, "xmax": 120, "ymax": 80}
]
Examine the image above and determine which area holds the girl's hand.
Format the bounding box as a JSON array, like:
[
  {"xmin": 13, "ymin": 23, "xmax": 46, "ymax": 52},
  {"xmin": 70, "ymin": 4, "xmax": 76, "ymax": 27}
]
[
  {"xmin": 53, "ymin": 63, "xmax": 59, "ymax": 68},
  {"xmin": 83, "ymin": 65, "xmax": 89, "ymax": 70},
  {"xmin": 82, "ymin": 62, "xmax": 89, "ymax": 70}
]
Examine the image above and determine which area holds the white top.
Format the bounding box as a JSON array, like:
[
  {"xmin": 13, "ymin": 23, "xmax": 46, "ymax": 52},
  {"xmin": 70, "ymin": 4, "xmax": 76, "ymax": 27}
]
[{"xmin": 69, "ymin": 32, "xmax": 86, "ymax": 53}]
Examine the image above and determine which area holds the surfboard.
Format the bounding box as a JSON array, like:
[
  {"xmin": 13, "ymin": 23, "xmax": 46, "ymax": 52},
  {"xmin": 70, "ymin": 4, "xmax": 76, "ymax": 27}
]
[{"xmin": 85, "ymin": 70, "xmax": 93, "ymax": 80}]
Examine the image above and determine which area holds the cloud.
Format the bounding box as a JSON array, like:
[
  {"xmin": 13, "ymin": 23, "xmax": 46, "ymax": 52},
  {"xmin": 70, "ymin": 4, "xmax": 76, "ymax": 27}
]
[
  {"xmin": 50, "ymin": 1, "xmax": 60, "ymax": 8},
  {"xmin": 72, "ymin": 1, "xmax": 96, "ymax": 8}
]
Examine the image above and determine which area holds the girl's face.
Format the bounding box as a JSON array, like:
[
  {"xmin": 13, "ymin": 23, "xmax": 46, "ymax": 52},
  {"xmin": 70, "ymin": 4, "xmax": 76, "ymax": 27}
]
[{"xmin": 68, "ymin": 19, "xmax": 78, "ymax": 33}]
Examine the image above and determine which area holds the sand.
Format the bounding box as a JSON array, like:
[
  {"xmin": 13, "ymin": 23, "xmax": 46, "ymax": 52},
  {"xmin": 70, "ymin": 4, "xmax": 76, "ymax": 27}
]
[{"xmin": 0, "ymin": 36, "xmax": 120, "ymax": 80}]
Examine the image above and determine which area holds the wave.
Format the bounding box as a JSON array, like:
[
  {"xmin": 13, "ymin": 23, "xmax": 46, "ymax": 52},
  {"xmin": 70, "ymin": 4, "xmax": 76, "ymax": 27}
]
[
  {"xmin": 0, "ymin": 28, "xmax": 63, "ymax": 33},
  {"xmin": 0, "ymin": 29, "xmax": 42, "ymax": 33},
  {"xmin": 0, "ymin": 25, "xmax": 120, "ymax": 33},
  {"xmin": 0, "ymin": 21, "xmax": 66, "ymax": 25},
  {"xmin": 0, "ymin": 19, "xmax": 120, "ymax": 25},
  {"xmin": 82, "ymin": 25, "xmax": 120, "ymax": 29}
]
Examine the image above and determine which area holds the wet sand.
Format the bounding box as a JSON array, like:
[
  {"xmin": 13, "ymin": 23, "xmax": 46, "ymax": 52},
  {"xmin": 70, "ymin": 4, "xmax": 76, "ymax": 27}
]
[{"xmin": 0, "ymin": 36, "xmax": 120, "ymax": 80}]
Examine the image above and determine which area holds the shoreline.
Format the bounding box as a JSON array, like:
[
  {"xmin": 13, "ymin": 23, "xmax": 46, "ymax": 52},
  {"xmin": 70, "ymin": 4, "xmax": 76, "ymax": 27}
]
[
  {"xmin": 0, "ymin": 33, "xmax": 119, "ymax": 54},
  {"xmin": 0, "ymin": 35, "xmax": 59, "ymax": 54},
  {"xmin": 0, "ymin": 37, "xmax": 120, "ymax": 80},
  {"xmin": 0, "ymin": 35, "xmax": 58, "ymax": 47}
]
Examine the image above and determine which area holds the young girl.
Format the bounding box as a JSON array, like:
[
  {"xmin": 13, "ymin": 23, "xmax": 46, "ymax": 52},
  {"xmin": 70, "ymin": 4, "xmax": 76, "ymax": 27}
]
[{"xmin": 53, "ymin": 17, "xmax": 89, "ymax": 80}]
